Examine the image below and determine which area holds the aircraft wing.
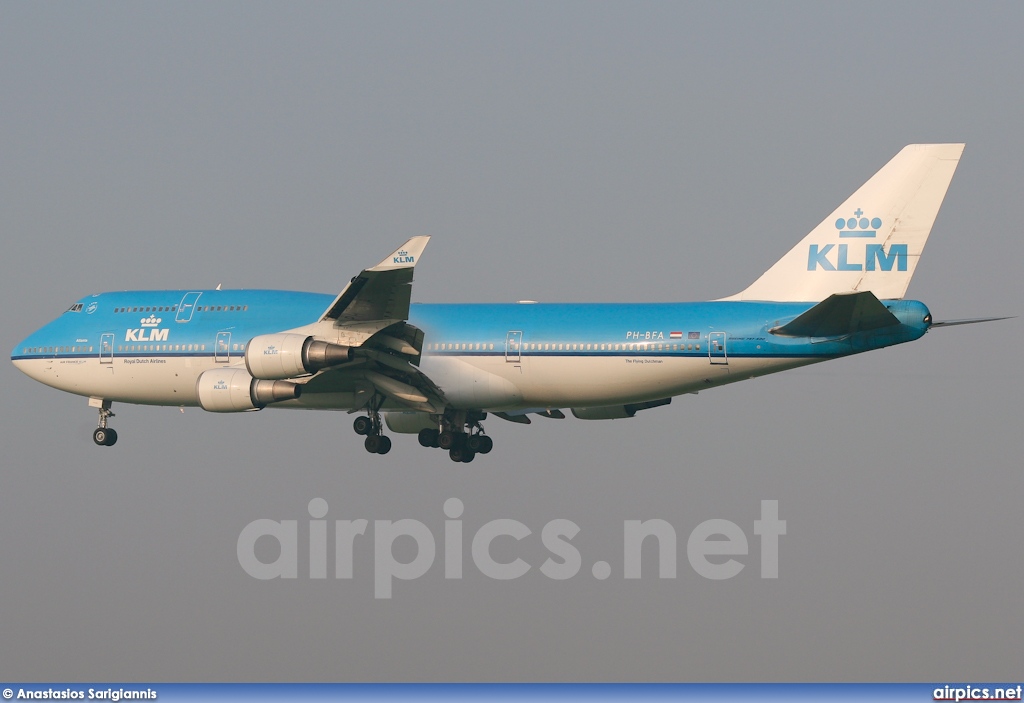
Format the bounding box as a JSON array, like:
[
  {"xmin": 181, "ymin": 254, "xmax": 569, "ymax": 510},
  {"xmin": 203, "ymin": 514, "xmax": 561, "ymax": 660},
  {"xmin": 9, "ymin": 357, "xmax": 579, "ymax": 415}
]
[
  {"xmin": 306, "ymin": 237, "xmax": 444, "ymax": 411},
  {"xmin": 319, "ymin": 236, "xmax": 430, "ymax": 324}
]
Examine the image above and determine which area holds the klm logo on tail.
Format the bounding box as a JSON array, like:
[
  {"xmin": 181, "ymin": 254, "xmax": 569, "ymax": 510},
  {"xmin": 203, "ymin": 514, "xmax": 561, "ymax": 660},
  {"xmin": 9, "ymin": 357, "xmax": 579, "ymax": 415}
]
[
  {"xmin": 808, "ymin": 209, "xmax": 907, "ymax": 272},
  {"xmin": 393, "ymin": 249, "xmax": 415, "ymax": 265}
]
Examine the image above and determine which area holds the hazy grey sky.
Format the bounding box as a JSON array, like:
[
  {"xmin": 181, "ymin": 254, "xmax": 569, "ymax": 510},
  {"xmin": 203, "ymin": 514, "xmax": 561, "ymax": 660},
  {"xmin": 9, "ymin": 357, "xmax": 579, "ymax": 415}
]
[{"xmin": 2, "ymin": 1, "xmax": 1021, "ymax": 681}]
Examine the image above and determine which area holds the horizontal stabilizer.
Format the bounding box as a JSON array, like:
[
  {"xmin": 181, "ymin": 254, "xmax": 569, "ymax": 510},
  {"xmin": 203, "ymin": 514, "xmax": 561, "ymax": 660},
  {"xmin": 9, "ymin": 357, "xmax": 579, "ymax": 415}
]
[
  {"xmin": 770, "ymin": 291, "xmax": 899, "ymax": 338},
  {"xmin": 930, "ymin": 316, "xmax": 1014, "ymax": 328}
]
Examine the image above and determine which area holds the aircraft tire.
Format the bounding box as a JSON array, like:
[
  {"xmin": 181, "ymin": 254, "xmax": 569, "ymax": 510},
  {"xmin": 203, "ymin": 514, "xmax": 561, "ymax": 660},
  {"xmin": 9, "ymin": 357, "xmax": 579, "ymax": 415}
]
[
  {"xmin": 478, "ymin": 436, "xmax": 493, "ymax": 454},
  {"xmin": 448, "ymin": 447, "xmax": 464, "ymax": 462},
  {"xmin": 418, "ymin": 429, "xmax": 438, "ymax": 448},
  {"xmin": 376, "ymin": 436, "xmax": 392, "ymax": 455},
  {"xmin": 438, "ymin": 431, "xmax": 457, "ymax": 450},
  {"xmin": 364, "ymin": 435, "xmax": 381, "ymax": 453},
  {"xmin": 353, "ymin": 416, "xmax": 372, "ymax": 436}
]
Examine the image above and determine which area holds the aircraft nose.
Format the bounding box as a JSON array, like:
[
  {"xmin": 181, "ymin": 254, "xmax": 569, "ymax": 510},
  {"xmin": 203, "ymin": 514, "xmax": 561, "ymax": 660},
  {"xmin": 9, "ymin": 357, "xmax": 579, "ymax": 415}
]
[
  {"xmin": 12, "ymin": 336, "xmax": 28, "ymax": 363},
  {"xmin": 11, "ymin": 328, "xmax": 49, "ymax": 382},
  {"xmin": 11, "ymin": 337, "xmax": 37, "ymax": 380}
]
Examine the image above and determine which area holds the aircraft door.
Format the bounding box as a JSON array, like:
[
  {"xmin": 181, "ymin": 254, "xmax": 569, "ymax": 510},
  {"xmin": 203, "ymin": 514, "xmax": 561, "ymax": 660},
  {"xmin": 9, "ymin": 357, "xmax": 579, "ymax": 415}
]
[
  {"xmin": 215, "ymin": 331, "xmax": 231, "ymax": 363},
  {"xmin": 709, "ymin": 332, "xmax": 728, "ymax": 365},
  {"xmin": 176, "ymin": 292, "xmax": 202, "ymax": 322},
  {"xmin": 505, "ymin": 331, "xmax": 523, "ymax": 363},
  {"xmin": 99, "ymin": 333, "xmax": 114, "ymax": 364}
]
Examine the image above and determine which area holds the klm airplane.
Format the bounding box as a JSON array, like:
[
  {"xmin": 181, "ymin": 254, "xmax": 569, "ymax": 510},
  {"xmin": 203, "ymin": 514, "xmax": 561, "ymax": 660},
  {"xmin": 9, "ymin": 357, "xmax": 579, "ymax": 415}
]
[{"xmin": 12, "ymin": 144, "xmax": 1005, "ymax": 462}]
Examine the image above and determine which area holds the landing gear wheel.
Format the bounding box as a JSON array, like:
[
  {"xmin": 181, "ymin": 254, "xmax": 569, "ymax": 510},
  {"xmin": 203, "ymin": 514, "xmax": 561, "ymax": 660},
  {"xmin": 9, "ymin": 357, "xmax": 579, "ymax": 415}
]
[
  {"xmin": 364, "ymin": 435, "xmax": 382, "ymax": 453},
  {"xmin": 477, "ymin": 435, "xmax": 493, "ymax": 454},
  {"xmin": 418, "ymin": 428, "xmax": 439, "ymax": 448},
  {"xmin": 449, "ymin": 447, "xmax": 465, "ymax": 462},
  {"xmin": 438, "ymin": 431, "xmax": 457, "ymax": 450},
  {"xmin": 93, "ymin": 428, "xmax": 114, "ymax": 446},
  {"xmin": 461, "ymin": 450, "xmax": 476, "ymax": 463},
  {"xmin": 466, "ymin": 434, "xmax": 482, "ymax": 452},
  {"xmin": 353, "ymin": 416, "xmax": 373, "ymax": 436},
  {"xmin": 375, "ymin": 435, "xmax": 392, "ymax": 455}
]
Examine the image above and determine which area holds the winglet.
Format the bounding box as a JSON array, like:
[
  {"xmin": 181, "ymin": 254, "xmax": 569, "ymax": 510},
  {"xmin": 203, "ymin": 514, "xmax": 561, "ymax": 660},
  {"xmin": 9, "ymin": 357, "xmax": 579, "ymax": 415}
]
[{"xmin": 368, "ymin": 236, "xmax": 431, "ymax": 272}]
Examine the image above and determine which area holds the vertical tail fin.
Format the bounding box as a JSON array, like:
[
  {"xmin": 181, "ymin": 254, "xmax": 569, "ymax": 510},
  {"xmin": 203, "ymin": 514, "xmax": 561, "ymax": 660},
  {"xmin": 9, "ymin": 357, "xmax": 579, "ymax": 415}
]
[{"xmin": 724, "ymin": 143, "xmax": 965, "ymax": 302}]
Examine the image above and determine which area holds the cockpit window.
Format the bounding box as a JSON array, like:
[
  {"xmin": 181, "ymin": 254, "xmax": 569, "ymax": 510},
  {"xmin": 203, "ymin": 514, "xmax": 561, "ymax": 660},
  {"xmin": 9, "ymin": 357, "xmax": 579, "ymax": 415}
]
[{"xmin": 65, "ymin": 303, "xmax": 84, "ymax": 313}]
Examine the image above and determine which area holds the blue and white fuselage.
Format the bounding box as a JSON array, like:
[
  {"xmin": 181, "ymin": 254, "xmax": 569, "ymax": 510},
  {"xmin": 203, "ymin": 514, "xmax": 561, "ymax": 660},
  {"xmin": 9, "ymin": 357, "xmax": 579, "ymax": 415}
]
[
  {"xmin": 11, "ymin": 294, "xmax": 931, "ymax": 409},
  {"xmin": 13, "ymin": 144, "xmax": 994, "ymax": 460}
]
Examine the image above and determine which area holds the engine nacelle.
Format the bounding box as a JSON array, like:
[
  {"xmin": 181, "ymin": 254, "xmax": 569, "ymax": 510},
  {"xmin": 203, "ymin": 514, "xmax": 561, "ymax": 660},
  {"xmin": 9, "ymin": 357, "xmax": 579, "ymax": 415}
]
[
  {"xmin": 245, "ymin": 333, "xmax": 353, "ymax": 380},
  {"xmin": 384, "ymin": 411, "xmax": 438, "ymax": 434},
  {"xmin": 196, "ymin": 368, "xmax": 302, "ymax": 413}
]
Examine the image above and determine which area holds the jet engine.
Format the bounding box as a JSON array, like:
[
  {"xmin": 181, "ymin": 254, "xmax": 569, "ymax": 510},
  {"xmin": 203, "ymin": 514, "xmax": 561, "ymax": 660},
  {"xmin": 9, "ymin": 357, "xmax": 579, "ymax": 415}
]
[
  {"xmin": 244, "ymin": 333, "xmax": 353, "ymax": 380},
  {"xmin": 196, "ymin": 368, "xmax": 302, "ymax": 412}
]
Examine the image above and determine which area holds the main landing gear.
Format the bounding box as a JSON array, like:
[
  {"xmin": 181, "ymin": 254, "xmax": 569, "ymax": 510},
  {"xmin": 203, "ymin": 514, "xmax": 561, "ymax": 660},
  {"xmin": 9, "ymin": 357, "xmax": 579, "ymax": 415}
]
[
  {"xmin": 91, "ymin": 399, "xmax": 117, "ymax": 447},
  {"xmin": 417, "ymin": 411, "xmax": 493, "ymax": 463},
  {"xmin": 352, "ymin": 410, "xmax": 391, "ymax": 455},
  {"xmin": 350, "ymin": 405, "xmax": 493, "ymax": 462}
]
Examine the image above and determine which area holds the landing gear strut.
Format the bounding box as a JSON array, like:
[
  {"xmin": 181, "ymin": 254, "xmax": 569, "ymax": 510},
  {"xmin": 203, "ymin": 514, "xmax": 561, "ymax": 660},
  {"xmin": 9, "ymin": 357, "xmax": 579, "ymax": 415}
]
[
  {"xmin": 353, "ymin": 397, "xmax": 391, "ymax": 455},
  {"xmin": 92, "ymin": 399, "xmax": 117, "ymax": 446}
]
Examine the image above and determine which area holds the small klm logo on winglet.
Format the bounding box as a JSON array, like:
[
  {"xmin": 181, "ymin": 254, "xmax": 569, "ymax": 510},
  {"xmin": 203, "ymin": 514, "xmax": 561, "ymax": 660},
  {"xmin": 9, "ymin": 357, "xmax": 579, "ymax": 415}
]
[
  {"xmin": 808, "ymin": 209, "xmax": 907, "ymax": 272},
  {"xmin": 393, "ymin": 250, "xmax": 415, "ymax": 265}
]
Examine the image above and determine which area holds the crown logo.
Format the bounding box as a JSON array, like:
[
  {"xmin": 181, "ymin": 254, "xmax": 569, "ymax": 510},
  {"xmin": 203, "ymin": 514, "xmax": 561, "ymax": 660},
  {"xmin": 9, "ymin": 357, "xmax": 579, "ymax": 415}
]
[
  {"xmin": 398, "ymin": 250, "xmax": 408, "ymax": 257},
  {"xmin": 834, "ymin": 209, "xmax": 882, "ymax": 238},
  {"xmin": 141, "ymin": 315, "xmax": 162, "ymax": 327}
]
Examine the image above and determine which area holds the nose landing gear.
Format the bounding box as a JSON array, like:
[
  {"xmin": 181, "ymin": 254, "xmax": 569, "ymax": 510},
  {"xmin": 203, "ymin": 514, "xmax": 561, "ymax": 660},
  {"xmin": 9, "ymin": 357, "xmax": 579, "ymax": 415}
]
[{"xmin": 91, "ymin": 399, "xmax": 117, "ymax": 446}]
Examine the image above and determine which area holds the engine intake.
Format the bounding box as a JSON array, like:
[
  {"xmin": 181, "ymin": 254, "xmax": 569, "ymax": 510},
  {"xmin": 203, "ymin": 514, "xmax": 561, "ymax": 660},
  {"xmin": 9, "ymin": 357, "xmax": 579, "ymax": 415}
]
[
  {"xmin": 196, "ymin": 368, "xmax": 301, "ymax": 413},
  {"xmin": 245, "ymin": 333, "xmax": 353, "ymax": 380}
]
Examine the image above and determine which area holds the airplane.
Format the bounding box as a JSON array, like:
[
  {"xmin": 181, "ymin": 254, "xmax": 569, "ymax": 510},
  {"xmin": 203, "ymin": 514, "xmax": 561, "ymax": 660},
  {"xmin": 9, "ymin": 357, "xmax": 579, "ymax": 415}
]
[{"xmin": 11, "ymin": 143, "xmax": 1009, "ymax": 462}]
